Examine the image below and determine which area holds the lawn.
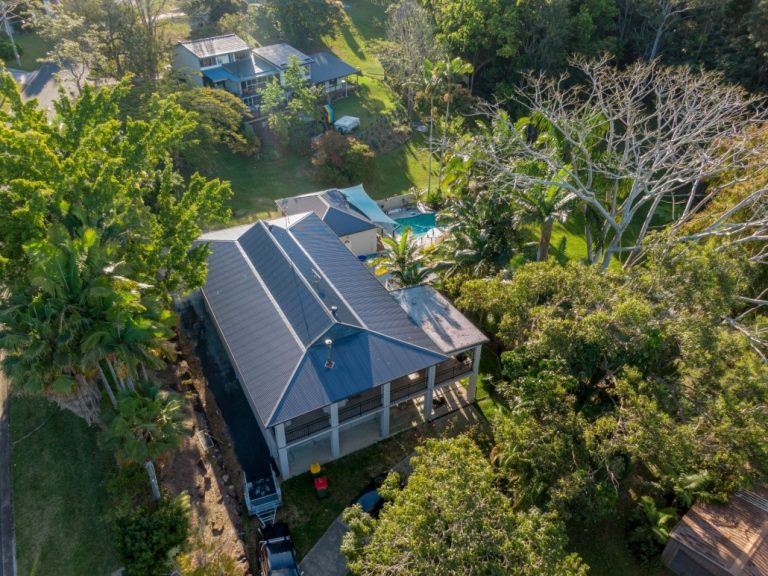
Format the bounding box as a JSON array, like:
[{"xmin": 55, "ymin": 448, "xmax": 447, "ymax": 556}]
[
  {"xmin": 204, "ymin": 0, "xmax": 434, "ymax": 221},
  {"xmin": 12, "ymin": 32, "xmax": 52, "ymax": 71},
  {"xmin": 10, "ymin": 396, "xmax": 119, "ymax": 576}
]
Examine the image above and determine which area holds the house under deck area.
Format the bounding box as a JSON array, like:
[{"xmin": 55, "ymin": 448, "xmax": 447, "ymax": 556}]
[{"xmin": 197, "ymin": 213, "xmax": 488, "ymax": 480}]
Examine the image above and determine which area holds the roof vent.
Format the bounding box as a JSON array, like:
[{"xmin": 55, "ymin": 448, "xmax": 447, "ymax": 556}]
[
  {"xmin": 324, "ymin": 338, "xmax": 334, "ymax": 369},
  {"xmin": 330, "ymin": 305, "xmax": 338, "ymax": 318}
]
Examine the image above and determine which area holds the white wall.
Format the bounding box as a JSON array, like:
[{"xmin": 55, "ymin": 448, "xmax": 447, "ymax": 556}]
[{"xmin": 340, "ymin": 229, "xmax": 378, "ymax": 256}]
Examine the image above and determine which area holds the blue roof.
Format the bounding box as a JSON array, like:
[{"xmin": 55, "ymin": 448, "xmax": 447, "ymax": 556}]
[
  {"xmin": 340, "ymin": 184, "xmax": 399, "ymax": 233},
  {"xmin": 202, "ymin": 67, "xmax": 241, "ymax": 83},
  {"xmin": 275, "ymin": 189, "xmax": 377, "ymax": 237},
  {"xmin": 198, "ymin": 213, "xmax": 446, "ymax": 427}
]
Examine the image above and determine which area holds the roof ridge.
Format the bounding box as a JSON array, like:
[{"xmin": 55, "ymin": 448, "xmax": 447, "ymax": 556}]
[
  {"xmin": 282, "ymin": 222, "xmax": 368, "ymax": 328},
  {"xmin": 182, "ymin": 33, "xmax": 243, "ymax": 44},
  {"xmin": 233, "ymin": 239, "xmax": 306, "ymax": 352},
  {"xmin": 258, "ymin": 220, "xmax": 337, "ymax": 328}
]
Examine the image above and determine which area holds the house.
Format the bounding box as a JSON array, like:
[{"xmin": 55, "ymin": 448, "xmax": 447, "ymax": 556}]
[
  {"xmin": 173, "ymin": 34, "xmax": 360, "ymax": 111},
  {"xmin": 662, "ymin": 488, "xmax": 768, "ymax": 575},
  {"xmin": 275, "ymin": 185, "xmax": 399, "ymax": 257},
  {"xmin": 196, "ymin": 212, "xmax": 487, "ymax": 479},
  {"xmin": 308, "ymin": 51, "xmax": 360, "ymax": 98},
  {"xmin": 275, "ymin": 189, "xmax": 376, "ymax": 256}
]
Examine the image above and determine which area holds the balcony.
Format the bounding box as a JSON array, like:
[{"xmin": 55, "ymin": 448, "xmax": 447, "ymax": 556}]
[
  {"xmin": 390, "ymin": 356, "xmax": 473, "ymax": 404},
  {"xmin": 284, "ymin": 409, "xmax": 330, "ymax": 444}
]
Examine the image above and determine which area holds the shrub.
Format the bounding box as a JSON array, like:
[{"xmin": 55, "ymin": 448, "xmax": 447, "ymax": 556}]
[
  {"xmin": 312, "ymin": 130, "xmax": 375, "ymax": 185},
  {"xmin": 0, "ymin": 37, "xmax": 20, "ymax": 63},
  {"xmin": 114, "ymin": 492, "xmax": 191, "ymax": 576}
]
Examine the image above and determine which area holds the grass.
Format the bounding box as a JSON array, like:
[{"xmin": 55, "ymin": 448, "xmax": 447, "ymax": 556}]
[
  {"xmin": 277, "ymin": 431, "xmax": 415, "ymax": 558},
  {"xmin": 10, "ymin": 396, "xmax": 119, "ymax": 576},
  {"xmin": 204, "ymin": 0, "xmax": 434, "ymax": 220},
  {"xmin": 12, "ymin": 32, "xmax": 52, "ymax": 71}
]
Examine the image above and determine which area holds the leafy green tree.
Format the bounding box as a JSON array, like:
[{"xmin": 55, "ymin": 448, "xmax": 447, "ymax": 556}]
[
  {"xmin": 102, "ymin": 382, "xmax": 186, "ymax": 463},
  {"xmin": 342, "ymin": 436, "xmax": 588, "ymax": 575},
  {"xmin": 371, "ymin": 228, "xmax": 431, "ymax": 288},
  {"xmin": 259, "ymin": 55, "xmax": 323, "ymax": 149},
  {"xmin": 0, "ymin": 74, "xmax": 231, "ymax": 298},
  {"xmin": 260, "ymin": 0, "xmax": 341, "ymax": 45}
]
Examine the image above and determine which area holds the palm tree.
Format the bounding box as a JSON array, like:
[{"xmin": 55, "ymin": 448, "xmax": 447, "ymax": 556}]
[
  {"xmin": 371, "ymin": 228, "xmax": 431, "ymax": 288},
  {"xmin": 434, "ymin": 57, "xmax": 473, "ymax": 191},
  {"xmin": 514, "ymin": 179, "xmax": 574, "ymax": 261},
  {"xmin": 102, "ymin": 381, "xmax": 186, "ymax": 464}
]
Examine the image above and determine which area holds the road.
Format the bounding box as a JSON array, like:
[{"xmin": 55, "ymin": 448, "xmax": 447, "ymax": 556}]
[{"xmin": 0, "ymin": 358, "xmax": 15, "ymax": 576}]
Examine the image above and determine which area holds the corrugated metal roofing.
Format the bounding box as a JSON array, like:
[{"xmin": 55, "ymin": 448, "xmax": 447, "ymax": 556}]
[
  {"xmin": 391, "ymin": 285, "xmax": 489, "ymax": 354},
  {"xmin": 275, "ymin": 189, "xmax": 377, "ymax": 237},
  {"xmin": 253, "ymin": 43, "xmax": 313, "ymax": 68},
  {"xmin": 308, "ymin": 51, "xmax": 360, "ymax": 84},
  {"xmin": 202, "ymin": 67, "xmax": 240, "ymax": 83},
  {"xmin": 222, "ymin": 54, "xmax": 277, "ymax": 79},
  {"xmin": 200, "ymin": 213, "xmax": 450, "ymax": 428},
  {"xmin": 201, "ymin": 242, "xmax": 303, "ymax": 426},
  {"xmin": 180, "ymin": 34, "xmax": 250, "ymax": 59},
  {"xmin": 288, "ymin": 215, "xmax": 439, "ymax": 352}
]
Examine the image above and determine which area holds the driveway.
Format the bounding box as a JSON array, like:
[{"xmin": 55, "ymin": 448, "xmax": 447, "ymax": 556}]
[{"xmin": 0, "ymin": 360, "xmax": 16, "ymax": 576}]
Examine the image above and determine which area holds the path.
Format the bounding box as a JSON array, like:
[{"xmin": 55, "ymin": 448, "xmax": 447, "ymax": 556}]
[
  {"xmin": 0, "ymin": 359, "xmax": 16, "ymax": 576},
  {"xmin": 299, "ymin": 404, "xmax": 482, "ymax": 576}
]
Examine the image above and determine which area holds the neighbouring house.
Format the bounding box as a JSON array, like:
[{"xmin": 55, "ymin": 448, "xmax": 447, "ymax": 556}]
[
  {"xmin": 172, "ymin": 34, "xmax": 359, "ymax": 112},
  {"xmin": 275, "ymin": 185, "xmax": 399, "ymax": 257},
  {"xmin": 662, "ymin": 488, "xmax": 768, "ymax": 575},
  {"xmin": 196, "ymin": 212, "xmax": 487, "ymax": 479}
]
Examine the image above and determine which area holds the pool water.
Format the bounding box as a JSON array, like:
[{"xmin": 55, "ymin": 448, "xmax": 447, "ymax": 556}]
[{"xmin": 394, "ymin": 212, "xmax": 437, "ymax": 237}]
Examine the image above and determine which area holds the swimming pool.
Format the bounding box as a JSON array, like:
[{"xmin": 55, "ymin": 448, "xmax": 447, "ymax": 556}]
[{"xmin": 394, "ymin": 212, "xmax": 437, "ymax": 237}]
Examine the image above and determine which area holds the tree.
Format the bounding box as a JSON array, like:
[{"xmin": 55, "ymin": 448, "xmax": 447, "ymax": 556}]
[
  {"xmin": 377, "ymin": 0, "xmax": 440, "ymax": 119},
  {"xmin": 473, "ymin": 58, "xmax": 767, "ymax": 269},
  {"xmin": 102, "ymin": 381, "xmax": 186, "ymax": 464},
  {"xmin": 371, "ymin": 228, "xmax": 431, "ymax": 288},
  {"xmin": 311, "ymin": 131, "xmax": 375, "ymax": 185},
  {"xmin": 173, "ymin": 87, "xmax": 260, "ymax": 168},
  {"xmin": 259, "ymin": 55, "xmax": 322, "ymax": 149},
  {"xmin": 342, "ymin": 436, "xmax": 588, "ymax": 575},
  {"xmin": 259, "ymin": 0, "xmax": 341, "ymax": 46},
  {"xmin": 0, "ymin": 74, "xmax": 232, "ymax": 297}
]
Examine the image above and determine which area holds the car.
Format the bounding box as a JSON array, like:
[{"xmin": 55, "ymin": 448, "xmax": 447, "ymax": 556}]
[
  {"xmin": 334, "ymin": 115, "xmax": 360, "ymax": 133},
  {"xmin": 354, "ymin": 487, "xmax": 384, "ymax": 518},
  {"xmin": 259, "ymin": 524, "xmax": 302, "ymax": 576}
]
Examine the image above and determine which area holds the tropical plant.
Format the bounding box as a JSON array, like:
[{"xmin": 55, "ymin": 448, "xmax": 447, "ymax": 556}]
[
  {"xmin": 371, "ymin": 228, "xmax": 431, "ymax": 288},
  {"xmin": 627, "ymin": 496, "xmax": 678, "ymax": 563},
  {"xmin": 102, "ymin": 382, "xmax": 186, "ymax": 463}
]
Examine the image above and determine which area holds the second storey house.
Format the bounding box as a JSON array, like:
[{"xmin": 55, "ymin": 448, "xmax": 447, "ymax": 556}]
[{"xmin": 173, "ymin": 34, "xmax": 359, "ymax": 111}]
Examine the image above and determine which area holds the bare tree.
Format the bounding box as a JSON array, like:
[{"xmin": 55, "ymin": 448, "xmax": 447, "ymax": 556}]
[
  {"xmin": 0, "ymin": 0, "xmax": 24, "ymax": 67},
  {"xmin": 379, "ymin": 0, "xmax": 440, "ymax": 119},
  {"xmin": 474, "ymin": 57, "xmax": 768, "ymax": 269}
]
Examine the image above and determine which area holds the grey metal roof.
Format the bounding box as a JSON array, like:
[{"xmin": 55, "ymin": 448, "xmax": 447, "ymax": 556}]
[
  {"xmin": 253, "ymin": 43, "xmax": 313, "ymax": 69},
  {"xmin": 200, "ymin": 213, "xmax": 448, "ymax": 428},
  {"xmin": 308, "ymin": 51, "xmax": 360, "ymax": 84},
  {"xmin": 222, "ymin": 53, "xmax": 278, "ymax": 80},
  {"xmin": 180, "ymin": 34, "xmax": 251, "ymax": 59},
  {"xmin": 391, "ymin": 285, "xmax": 489, "ymax": 354},
  {"xmin": 275, "ymin": 189, "xmax": 377, "ymax": 237}
]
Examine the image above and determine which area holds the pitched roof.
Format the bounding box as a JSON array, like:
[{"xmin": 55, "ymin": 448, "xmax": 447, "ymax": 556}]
[
  {"xmin": 308, "ymin": 51, "xmax": 360, "ymax": 84},
  {"xmin": 663, "ymin": 488, "xmax": 768, "ymax": 576},
  {"xmin": 275, "ymin": 189, "xmax": 377, "ymax": 237},
  {"xmin": 391, "ymin": 285, "xmax": 489, "ymax": 354},
  {"xmin": 198, "ymin": 213, "xmax": 446, "ymax": 427},
  {"xmin": 253, "ymin": 43, "xmax": 313, "ymax": 68},
  {"xmin": 222, "ymin": 53, "xmax": 277, "ymax": 79},
  {"xmin": 179, "ymin": 34, "xmax": 251, "ymax": 59}
]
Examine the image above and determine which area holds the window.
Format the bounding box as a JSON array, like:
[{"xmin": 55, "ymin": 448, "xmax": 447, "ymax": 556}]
[{"xmin": 199, "ymin": 57, "xmax": 215, "ymax": 68}]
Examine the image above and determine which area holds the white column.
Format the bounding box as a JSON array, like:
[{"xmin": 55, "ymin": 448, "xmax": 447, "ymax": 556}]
[
  {"xmin": 275, "ymin": 423, "xmax": 290, "ymax": 479},
  {"xmin": 424, "ymin": 366, "xmax": 436, "ymax": 421},
  {"xmin": 467, "ymin": 345, "xmax": 483, "ymax": 402},
  {"xmin": 330, "ymin": 402, "xmax": 340, "ymax": 458},
  {"xmin": 379, "ymin": 382, "xmax": 391, "ymax": 438}
]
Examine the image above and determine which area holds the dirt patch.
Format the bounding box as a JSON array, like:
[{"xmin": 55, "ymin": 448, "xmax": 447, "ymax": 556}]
[{"xmin": 153, "ymin": 330, "xmax": 255, "ymax": 574}]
